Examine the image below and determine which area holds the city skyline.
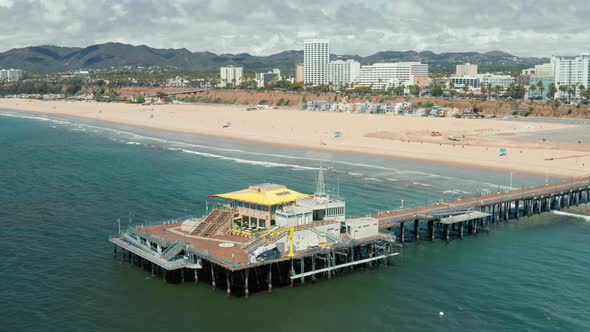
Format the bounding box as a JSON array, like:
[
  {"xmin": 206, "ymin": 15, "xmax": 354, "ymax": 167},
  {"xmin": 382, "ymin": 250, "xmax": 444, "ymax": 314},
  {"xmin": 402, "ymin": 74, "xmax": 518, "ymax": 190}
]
[{"xmin": 0, "ymin": 0, "xmax": 589, "ymax": 57}]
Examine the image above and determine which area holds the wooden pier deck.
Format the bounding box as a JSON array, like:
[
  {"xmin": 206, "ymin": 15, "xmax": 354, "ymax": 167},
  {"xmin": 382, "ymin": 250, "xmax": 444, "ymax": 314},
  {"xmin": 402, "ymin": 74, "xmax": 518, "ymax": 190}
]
[{"xmin": 373, "ymin": 176, "xmax": 590, "ymax": 229}]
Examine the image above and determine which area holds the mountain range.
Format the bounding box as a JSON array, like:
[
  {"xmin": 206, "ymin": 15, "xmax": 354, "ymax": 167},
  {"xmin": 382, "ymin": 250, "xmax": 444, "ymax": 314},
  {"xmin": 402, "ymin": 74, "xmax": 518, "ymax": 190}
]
[{"xmin": 0, "ymin": 42, "xmax": 549, "ymax": 74}]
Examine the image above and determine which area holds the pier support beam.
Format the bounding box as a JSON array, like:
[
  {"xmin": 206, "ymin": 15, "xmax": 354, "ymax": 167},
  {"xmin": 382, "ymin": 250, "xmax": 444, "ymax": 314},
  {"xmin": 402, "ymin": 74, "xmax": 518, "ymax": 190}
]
[
  {"xmin": 244, "ymin": 269, "xmax": 249, "ymax": 298},
  {"xmin": 226, "ymin": 271, "xmax": 231, "ymax": 297},
  {"xmin": 443, "ymin": 224, "xmax": 449, "ymax": 241},
  {"xmin": 267, "ymin": 264, "xmax": 272, "ymax": 292},
  {"xmin": 181, "ymin": 268, "xmax": 185, "ymax": 283},
  {"xmin": 459, "ymin": 221, "xmax": 464, "ymax": 239},
  {"xmin": 312, "ymin": 255, "xmax": 317, "ymax": 281},
  {"xmin": 515, "ymin": 200, "xmax": 520, "ymax": 220},
  {"xmin": 428, "ymin": 220, "xmax": 435, "ymax": 241},
  {"xmin": 400, "ymin": 222, "xmax": 405, "ymax": 243},
  {"xmin": 414, "ymin": 219, "xmax": 420, "ymax": 240},
  {"xmin": 300, "ymin": 259, "xmax": 305, "ymax": 285},
  {"xmin": 211, "ymin": 265, "xmax": 216, "ymax": 289},
  {"xmin": 504, "ymin": 202, "xmax": 511, "ymax": 223},
  {"xmin": 290, "ymin": 259, "xmax": 295, "ymax": 287},
  {"xmin": 194, "ymin": 269, "xmax": 198, "ymax": 284},
  {"xmin": 473, "ymin": 219, "xmax": 478, "ymax": 236}
]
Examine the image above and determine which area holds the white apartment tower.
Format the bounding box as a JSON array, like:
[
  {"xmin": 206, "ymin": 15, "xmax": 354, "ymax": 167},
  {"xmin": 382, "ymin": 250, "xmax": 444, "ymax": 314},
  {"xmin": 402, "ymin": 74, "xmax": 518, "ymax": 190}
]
[
  {"xmin": 455, "ymin": 63, "xmax": 478, "ymax": 77},
  {"xmin": 219, "ymin": 65, "xmax": 243, "ymax": 88},
  {"xmin": 551, "ymin": 55, "xmax": 590, "ymax": 98},
  {"xmin": 327, "ymin": 60, "xmax": 360, "ymax": 87},
  {"xmin": 304, "ymin": 39, "xmax": 330, "ymax": 85},
  {"xmin": 0, "ymin": 68, "xmax": 23, "ymax": 82}
]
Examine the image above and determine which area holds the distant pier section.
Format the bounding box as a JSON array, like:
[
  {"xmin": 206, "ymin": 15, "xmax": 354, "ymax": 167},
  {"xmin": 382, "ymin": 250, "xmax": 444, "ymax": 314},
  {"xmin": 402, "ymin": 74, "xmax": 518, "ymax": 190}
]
[{"xmin": 372, "ymin": 176, "xmax": 590, "ymax": 242}]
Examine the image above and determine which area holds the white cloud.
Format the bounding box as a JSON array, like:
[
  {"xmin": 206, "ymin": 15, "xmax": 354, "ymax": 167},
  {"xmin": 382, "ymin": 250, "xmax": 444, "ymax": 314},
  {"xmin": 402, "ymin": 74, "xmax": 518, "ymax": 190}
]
[{"xmin": 0, "ymin": 0, "xmax": 588, "ymax": 57}]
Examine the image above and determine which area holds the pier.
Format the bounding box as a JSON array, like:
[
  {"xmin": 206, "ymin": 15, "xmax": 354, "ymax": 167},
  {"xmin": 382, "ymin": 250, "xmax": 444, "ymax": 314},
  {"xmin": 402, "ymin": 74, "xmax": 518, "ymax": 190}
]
[
  {"xmin": 109, "ymin": 175, "xmax": 590, "ymax": 297},
  {"xmin": 372, "ymin": 176, "xmax": 590, "ymax": 242}
]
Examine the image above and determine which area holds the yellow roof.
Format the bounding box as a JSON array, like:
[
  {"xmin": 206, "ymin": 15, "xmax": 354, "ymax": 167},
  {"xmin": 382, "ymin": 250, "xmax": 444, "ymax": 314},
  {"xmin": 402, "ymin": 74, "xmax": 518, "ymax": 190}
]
[{"xmin": 214, "ymin": 184, "xmax": 310, "ymax": 206}]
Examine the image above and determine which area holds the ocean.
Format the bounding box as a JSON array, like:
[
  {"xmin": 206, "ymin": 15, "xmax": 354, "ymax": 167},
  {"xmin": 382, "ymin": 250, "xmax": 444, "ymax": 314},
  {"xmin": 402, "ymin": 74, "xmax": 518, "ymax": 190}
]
[{"xmin": 1, "ymin": 110, "xmax": 589, "ymax": 331}]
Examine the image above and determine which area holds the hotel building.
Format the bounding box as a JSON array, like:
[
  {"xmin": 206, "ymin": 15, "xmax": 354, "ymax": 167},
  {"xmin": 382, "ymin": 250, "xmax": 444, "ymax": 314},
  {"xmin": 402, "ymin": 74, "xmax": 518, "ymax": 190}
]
[
  {"xmin": 354, "ymin": 62, "xmax": 428, "ymax": 90},
  {"xmin": 304, "ymin": 39, "xmax": 330, "ymax": 85},
  {"xmin": 326, "ymin": 59, "xmax": 360, "ymax": 87}
]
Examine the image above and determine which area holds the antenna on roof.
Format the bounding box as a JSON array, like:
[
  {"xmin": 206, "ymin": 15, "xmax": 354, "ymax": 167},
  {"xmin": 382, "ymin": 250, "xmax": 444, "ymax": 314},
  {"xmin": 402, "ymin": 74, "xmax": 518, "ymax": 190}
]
[{"xmin": 315, "ymin": 163, "xmax": 327, "ymax": 199}]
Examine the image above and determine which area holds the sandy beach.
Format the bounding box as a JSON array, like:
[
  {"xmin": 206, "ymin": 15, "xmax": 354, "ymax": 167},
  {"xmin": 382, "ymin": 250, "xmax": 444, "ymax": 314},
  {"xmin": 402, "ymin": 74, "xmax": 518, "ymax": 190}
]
[{"xmin": 2, "ymin": 98, "xmax": 589, "ymax": 177}]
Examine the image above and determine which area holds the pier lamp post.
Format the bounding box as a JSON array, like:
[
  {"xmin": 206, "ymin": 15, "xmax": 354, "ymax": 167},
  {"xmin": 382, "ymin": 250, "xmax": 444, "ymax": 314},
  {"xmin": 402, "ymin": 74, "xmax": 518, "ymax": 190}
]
[{"xmin": 116, "ymin": 218, "xmax": 121, "ymax": 234}]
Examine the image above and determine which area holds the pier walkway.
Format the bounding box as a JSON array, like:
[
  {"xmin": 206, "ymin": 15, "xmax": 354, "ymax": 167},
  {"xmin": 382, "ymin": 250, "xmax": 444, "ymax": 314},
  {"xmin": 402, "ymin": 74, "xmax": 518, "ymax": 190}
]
[{"xmin": 372, "ymin": 176, "xmax": 590, "ymax": 241}]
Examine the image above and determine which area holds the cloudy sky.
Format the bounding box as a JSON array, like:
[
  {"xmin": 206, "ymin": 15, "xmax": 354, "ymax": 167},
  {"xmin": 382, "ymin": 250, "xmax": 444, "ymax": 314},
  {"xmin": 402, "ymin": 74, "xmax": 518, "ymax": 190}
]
[{"xmin": 0, "ymin": 0, "xmax": 588, "ymax": 57}]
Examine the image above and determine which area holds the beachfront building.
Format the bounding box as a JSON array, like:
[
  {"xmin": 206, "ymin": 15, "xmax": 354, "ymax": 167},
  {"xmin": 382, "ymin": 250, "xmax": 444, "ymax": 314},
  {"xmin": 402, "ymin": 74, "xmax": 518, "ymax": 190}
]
[
  {"xmin": 528, "ymin": 75, "xmax": 555, "ymax": 100},
  {"xmin": 455, "ymin": 63, "xmax": 478, "ymax": 77},
  {"xmin": 551, "ymin": 55, "xmax": 590, "ymax": 98},
  {"xmin": 354, "ymin": 62, "xmax": 429, "ymax": 90},
  {"xmin": 304, "ymin": 39, "xmax": 330, "ymax": 85},
  {"xmin": 295, "ymin": 63, "xmax": 304, "ymax": 83},
  {"xmin": 449, "ymin": 76, "xmax": 480, "ymax": 89},
  {"xmin": 0, "ymin": 68, "xmax": 23, "ymax": 82},
  {"xmin": 477, "ymin": 73, "xmax": 515, "ymax": 89},
  {"xmin": 326, "ymin": 59, "xmax": 360, "ymax": 87},
  {"xmin": 219, "ymin": 65, "xmax": 243, "ymax": 88},
  {"xmin": 535, "ymin": 63, "xmax": 554, "ymax": 77},
  {"xmin": 256, "ymin": 69, "xmax": 281, "ymax": 88}
]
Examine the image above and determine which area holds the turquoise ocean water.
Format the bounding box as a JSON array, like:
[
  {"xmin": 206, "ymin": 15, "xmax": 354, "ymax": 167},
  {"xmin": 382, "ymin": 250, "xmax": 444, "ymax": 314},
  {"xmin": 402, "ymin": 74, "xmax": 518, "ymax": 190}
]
[{"xmin": 1, "ymin": 110, "xmax": 589, "ymax": 331}]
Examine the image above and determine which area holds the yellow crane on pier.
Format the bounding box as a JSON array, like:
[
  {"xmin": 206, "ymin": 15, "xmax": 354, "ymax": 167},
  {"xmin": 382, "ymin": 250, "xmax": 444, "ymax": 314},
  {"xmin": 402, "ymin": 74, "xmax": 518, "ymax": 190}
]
[{"xmin": 271, "ymin": 226, "xmax": 295, "ymax": 257}]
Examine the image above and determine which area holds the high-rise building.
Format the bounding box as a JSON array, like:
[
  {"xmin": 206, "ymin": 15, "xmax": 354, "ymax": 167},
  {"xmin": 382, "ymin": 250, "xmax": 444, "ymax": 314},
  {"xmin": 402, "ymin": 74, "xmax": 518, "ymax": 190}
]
[
  {"xmin": 551, "ymin": 55, "xmax": 590, "ymax": 98},
  {"xmin": 219, "ymin": 65, "xmax": 243, "ymax": 88},
  {"xmin": 0, "ymin": 68, "xmax": 23, "ymax": 82},
  {"xmin": 327, "ymin": 60, "xmax": 360, "ymax": 87},
  {"xmin": 455, "ymin": 63, "xmax": 478, "ymax": 77},
  {"xmin": 295, "ymin": 63, "xmax": 304, "ymax": 83},
  {"xmin": 354, "ymin": 62, "xmax": 428, "ymax": 90},
  {"xmin": 304, "ymin": 39, "xmax": 330, "ymax": 85}
]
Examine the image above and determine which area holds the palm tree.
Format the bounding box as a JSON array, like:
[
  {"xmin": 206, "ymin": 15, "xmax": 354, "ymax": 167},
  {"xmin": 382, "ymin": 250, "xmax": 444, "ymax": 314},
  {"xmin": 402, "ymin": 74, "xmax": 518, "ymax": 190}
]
[
  {"xmin": 529, "ymin": 84, "xmax": 537, "ymax": 100},
  {"xmin": 570, "ymin": 84, "xmax": 577, "ymax": 100},
  {"xmin": 536, "ymin": 81, "xmax": 544, "ymax": 100},
  {"xmin": 495, "ymin": 85, "xmax": 503, "ymax": 99},
  {"xmin": 558, "ymin": 85, "xmax": 568, "ymax": 100},
  {"xmin": 579, "ymin": 85, "xmax": 587, "ymax": 102}
]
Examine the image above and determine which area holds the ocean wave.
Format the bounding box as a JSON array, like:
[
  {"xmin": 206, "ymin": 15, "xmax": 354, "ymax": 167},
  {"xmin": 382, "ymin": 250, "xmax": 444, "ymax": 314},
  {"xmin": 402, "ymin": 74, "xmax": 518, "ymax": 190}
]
[
  {"xmin": 363, "ymin": 177, "xmax": 383, "ymax": 182},
  {"xmin": 177, "ymin": 148, "xmax": 317, "ymax": 170},
  {"xmin": 0, "ymin": 112, "xmax": 51, "ymax": 122}
]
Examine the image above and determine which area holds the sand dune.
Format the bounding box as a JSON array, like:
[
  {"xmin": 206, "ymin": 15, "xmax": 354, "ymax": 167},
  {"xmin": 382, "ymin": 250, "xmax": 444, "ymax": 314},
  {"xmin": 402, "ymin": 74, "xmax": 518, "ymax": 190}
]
[{"xmin": 1, "ymin": 98, "xmax": 589, "ymax": 177}]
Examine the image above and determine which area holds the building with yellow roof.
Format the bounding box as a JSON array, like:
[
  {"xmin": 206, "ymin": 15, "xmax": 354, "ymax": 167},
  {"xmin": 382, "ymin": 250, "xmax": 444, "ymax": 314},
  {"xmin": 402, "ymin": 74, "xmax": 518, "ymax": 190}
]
[{"xmin": 212, "ymin": 183, "xmax": 310, "ymax": 229}]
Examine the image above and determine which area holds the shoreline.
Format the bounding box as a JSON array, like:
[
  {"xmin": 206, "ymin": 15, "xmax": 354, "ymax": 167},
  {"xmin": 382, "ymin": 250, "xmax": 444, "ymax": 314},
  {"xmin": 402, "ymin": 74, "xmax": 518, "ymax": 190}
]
[{"xmin": 1, "ymin": 98, "xmax": 589, "ymax": 178}]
